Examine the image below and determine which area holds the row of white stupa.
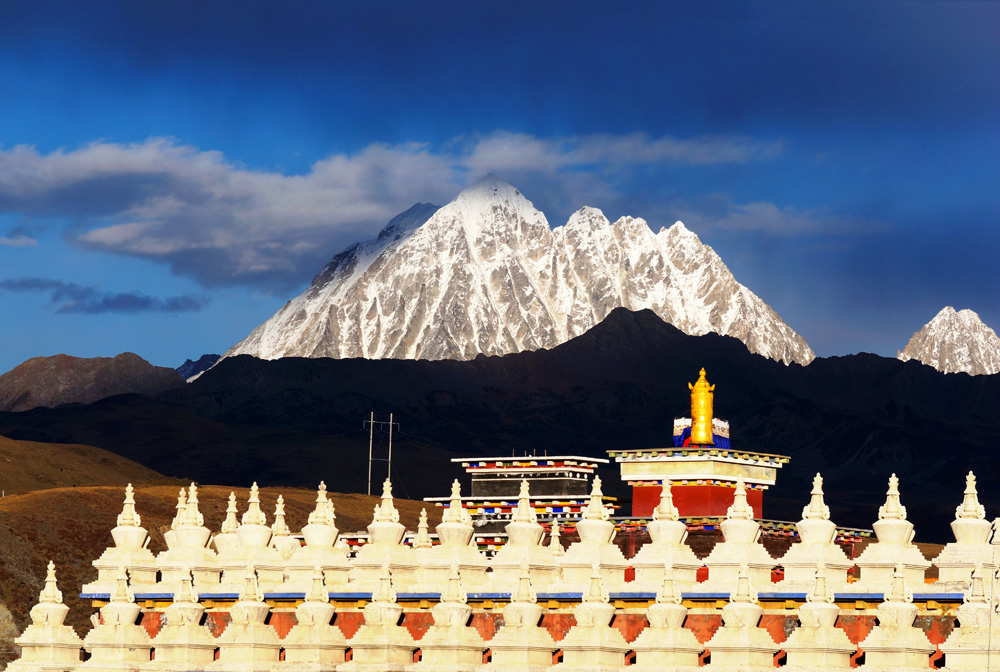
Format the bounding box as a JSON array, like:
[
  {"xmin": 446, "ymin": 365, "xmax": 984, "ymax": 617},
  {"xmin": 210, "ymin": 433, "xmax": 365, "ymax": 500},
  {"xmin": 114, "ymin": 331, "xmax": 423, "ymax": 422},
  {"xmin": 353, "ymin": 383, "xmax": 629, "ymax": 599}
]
[
  {"xmin": 70, "ymin": 471, "xmax": 1000, "ymax": 597},
  {"xmin": 17, "ymin": 551, "xmax": 1000, "ymax": 672},
  {"xmin": 10, "ymin": 472, "xmax": 1000, "ymax": 671}
]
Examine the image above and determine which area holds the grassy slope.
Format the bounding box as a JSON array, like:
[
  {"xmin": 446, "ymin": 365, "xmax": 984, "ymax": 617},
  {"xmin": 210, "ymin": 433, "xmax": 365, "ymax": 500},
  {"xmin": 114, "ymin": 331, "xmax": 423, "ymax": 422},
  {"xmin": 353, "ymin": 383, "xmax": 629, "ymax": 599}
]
[{"xmin": 0, "ymin": 434, "xmax": 165, "ymax": 495}]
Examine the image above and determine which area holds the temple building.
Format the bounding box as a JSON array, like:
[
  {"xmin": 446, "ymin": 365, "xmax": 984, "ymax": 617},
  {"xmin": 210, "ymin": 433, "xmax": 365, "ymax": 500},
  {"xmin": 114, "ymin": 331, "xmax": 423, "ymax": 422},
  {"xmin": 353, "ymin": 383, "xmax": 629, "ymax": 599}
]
[
  {"xmin": 423, "ymin": 454, "xmax": 613, "ymax": 529},
  {"xmin": 609, "ymin": 368, "xmax": 789, "ymax": 518}
]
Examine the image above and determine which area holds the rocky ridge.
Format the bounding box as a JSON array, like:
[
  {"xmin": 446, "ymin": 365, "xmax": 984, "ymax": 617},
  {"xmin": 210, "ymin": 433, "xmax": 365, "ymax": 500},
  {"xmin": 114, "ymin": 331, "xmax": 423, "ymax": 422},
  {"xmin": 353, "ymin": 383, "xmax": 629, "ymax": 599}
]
[
  {"xmin": 176, "ymin": 354, "xmax": 221, "ymax": 382},
  {"xmin": 897, "ymin": 306, "xmax": 1000, "ymax": 376},
  {"xmin": 0, "ymin": 352, "xmax": 184, "ymax": 412},
  {"xmin": 225, "ymin": 175, "xmax": 814, "ymax": 365}
]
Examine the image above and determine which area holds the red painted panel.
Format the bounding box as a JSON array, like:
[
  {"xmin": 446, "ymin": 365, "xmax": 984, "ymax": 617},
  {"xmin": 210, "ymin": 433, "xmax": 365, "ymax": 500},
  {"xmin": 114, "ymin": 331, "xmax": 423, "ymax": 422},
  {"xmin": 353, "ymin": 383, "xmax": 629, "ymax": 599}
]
[
  {"xmin": 611, "ymin": 614, "xmax": 648, "ymax": 643},
  {"xmin": 205, "ymin": 612, "xmax": 231, "ymax": 638},
  {"xmin": 139, "ymin": 611, "xmax": 163, "ymax": 638},
  {"xmin": 632, "ymin": 485, "xmax": 763, "ymax": 518},
  {"xmin": 684, "ymin": 613, "xmax": 722, "ymax": 644},
  {"xmin": 916, "ymin": 615, "xmax": 955, "ymax": 645},
  {"xmin": 402, "ymin": 612, "xmax": 435, "ymax": 641},
  {"xmin": 268, "ymin": 612, "xmax": 297, "ymax": 639},
  {"xmin": 335, "ymin": 612, "xmax": 365, "ymax": 639},
  {"xmin": 758, "ymin": 614, "xmax": 795, "ymax": 645},
  {"xmin": 470, "ymin": 612, "xmax": 504, "ymax": 641},
  {"xmin": 540, "ymin": 613, "xmax": 576, "ymax": 642},
  {"xmin": 835, "ymin": 614, "xmax": 875, "ymax": 645}
]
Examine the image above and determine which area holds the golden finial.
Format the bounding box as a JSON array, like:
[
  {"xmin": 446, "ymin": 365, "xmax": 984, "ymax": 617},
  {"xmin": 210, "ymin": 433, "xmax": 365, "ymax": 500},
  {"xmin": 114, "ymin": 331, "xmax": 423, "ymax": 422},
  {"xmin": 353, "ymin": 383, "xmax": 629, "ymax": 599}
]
[{"xmin": 688, "ymin": 368, "xmax": 715, "ymax": 446}]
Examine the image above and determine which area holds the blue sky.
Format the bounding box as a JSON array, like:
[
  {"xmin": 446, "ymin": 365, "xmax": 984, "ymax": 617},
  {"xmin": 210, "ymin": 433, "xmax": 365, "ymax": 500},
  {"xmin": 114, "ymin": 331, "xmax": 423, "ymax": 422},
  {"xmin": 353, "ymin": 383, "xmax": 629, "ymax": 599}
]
[{"xmin": 0, "ymin": 1, "xmax": 997, "ymax": 372}]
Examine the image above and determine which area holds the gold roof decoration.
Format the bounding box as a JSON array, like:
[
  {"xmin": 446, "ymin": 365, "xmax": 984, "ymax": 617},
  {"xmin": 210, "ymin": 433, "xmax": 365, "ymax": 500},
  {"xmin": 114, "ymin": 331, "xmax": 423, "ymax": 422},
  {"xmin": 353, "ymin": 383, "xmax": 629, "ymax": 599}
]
[{"xmin": 688, "ymin": 367, "xmax": 715, "ymax": 446}]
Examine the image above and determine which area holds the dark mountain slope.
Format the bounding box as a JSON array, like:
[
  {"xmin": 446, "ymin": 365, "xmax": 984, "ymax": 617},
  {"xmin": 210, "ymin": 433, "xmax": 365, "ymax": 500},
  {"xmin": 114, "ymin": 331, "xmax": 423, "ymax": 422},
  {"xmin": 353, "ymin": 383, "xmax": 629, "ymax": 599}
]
[{"xmin": 0, "ymin": 308, "xmax": 997, "ymax": 540}]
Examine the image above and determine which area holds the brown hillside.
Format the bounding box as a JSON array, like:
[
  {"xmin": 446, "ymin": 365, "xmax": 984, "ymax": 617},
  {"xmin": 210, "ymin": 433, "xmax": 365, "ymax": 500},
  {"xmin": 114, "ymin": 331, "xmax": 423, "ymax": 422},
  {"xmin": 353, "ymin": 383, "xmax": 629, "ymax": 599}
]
[
  {"xmin": 0, "ymin": 483, "xmax": 440, "ymax": 666},
  {"xmin": 0, "ymin": 352, "xmax": 183, "ymax": 412},
  {"xmin": 0, "ymin": 435, "xmax": 165, "ymax": 495}
]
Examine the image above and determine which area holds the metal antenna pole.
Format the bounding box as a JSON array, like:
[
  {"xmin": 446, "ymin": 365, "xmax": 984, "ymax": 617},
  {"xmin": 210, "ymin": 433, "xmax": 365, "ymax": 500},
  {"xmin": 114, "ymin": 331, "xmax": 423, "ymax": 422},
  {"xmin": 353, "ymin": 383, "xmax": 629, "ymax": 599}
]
[
  {"xmin": 388, "ymin": 412, "xmax": 393, "ymax": 481},
  {"xmin": 367, "ymin": 411, "xmax": 374, "ymax": 496}
]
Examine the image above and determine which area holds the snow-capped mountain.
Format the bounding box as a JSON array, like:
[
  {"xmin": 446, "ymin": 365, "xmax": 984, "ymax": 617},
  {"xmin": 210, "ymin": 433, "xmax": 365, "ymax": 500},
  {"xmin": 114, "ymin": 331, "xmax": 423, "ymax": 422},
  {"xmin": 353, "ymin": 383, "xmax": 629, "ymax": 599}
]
[
  {"xmin": 897, "ymin": 306, "xmax": 1000, "ymax": 376},
  {"xmin": 225, "ymin": 175, "xmax": 815, "ymax": 365}
]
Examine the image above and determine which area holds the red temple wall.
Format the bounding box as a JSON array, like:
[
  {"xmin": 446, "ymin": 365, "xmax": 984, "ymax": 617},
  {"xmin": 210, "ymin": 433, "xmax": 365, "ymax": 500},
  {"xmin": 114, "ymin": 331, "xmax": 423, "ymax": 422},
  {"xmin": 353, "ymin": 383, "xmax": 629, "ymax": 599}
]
[{"xmin": 632, "ymin": 484, "xmax": 763, "ymax": 518}]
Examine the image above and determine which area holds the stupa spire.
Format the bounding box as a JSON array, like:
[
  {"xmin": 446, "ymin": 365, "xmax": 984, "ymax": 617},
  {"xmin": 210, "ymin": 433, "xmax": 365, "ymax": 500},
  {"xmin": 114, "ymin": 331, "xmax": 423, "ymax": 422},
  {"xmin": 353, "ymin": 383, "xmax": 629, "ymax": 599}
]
[
  {"xmin": 656, "ymin": 563, "xmax": 682, "ymax": 605},
  {"xmin": 272, "ymin": 495, "xmax": 290, "ymax": 536},
  {"xmin": 513, "ymin": 560, "xmax": 537, "ymax": 604},
  {"xmin": 583, "ymin": 475, "xmax": 610, "ymax": 521},
  {"xmin": 110, "ymin": 566, "xmax": 134, "ymax": 604},
  {"xmin": 306, "ymin": 566, "xmax": 327, "ymax": 603},
  {"xmin": 956, "ymin": 471, "xmax": 986, "ymax": 520},
  {"xmin": 726, "ymin": 476, "xmax": 755, "ymax": 521},
  {"xmin": 878, "ymin": 474, "xmax": 908, "ymax": 521},
  {"xmin": 415, "ymin": 509, "xmax": 432, "ymax": 549},
  {"xmin": 511, "ymin": 479, "xmax": 536, "ymax": 523},
  {"xmin": 442, "ymin": 479, "xmax": 472, "ymax": 525},
  {"xmin": 170, "ymin": 488, "xmax": 187, "ymax": 529},
  {"xmin": 241, "ymin": 482, "xmax": 267, "ymax": 526},
  {"xmin": 373, "ymin": 478, "xmax": 400, "ymax": 523},
  {"xmin": 802, "ymin": 473, "xmax": 831, "ymax": 520},
  {"xmin": 549, "ymin": 522, "xmax": 564, "ymax": 558},
  {"xmin": 443, "ymin": 562, "xmax": 467, "ymax": 605},
  {"xmin": 181, "ymin": 483, "xmax": 204, "ymax": 527},
  {"xmin": 39, "ymin": 561, "xmax": 63, "ymax": 604},
  {"xmin": 220, "ymin": 492, "xmax": 239, "ymax": 534},
  {"xmin": 731, "ymin": 562, "xmax": 757, "ymax": 605},
  {"xmin": 966, "ymin": 564, "xmax": 987, "ymax": 605},
  {"xmin": 116, "ymin": 484, "xmax": 141, "ymax": 528},
  {"xmin": 653, "ymin": 481, "xmax": 680, "ymax": 521},
  {"xmin": 240, "ymin": 564, "xmax": 264, "ymax": 603},
  {"xmin": 372, "ymin": 561, "xmax": 397, "ymax": 604},
  {"xmin": 175, "ymin": 567, "xmax": 197, "ymax": 604},
  {"xmin": 886, "ymin": 563, "xmax": 913, "ymax": 604},
  {"xmin": 583, "ymin": 562, "xmax": 609, "ymax": 604},
  {"xmin": 806, "ymin": 562, "xmax": 835, "ymax": 604}
]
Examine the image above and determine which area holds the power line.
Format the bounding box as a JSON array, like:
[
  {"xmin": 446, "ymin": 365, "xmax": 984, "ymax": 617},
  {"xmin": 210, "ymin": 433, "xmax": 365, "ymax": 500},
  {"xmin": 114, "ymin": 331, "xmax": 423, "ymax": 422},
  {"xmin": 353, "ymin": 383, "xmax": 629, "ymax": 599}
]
[{"xmin": 363, "ymin": 412, "xmax": 399, "ymax": 495}]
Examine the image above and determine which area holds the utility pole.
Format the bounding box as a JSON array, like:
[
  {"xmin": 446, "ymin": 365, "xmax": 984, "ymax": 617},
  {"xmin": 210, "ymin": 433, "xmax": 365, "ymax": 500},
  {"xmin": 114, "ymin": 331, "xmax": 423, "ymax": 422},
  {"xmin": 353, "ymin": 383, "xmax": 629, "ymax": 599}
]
[
  {"xmin": 367, "ymin": 411, "xmax": 374, "ymax": 496},
  {"xmin": 363, "ymin": 413, "xmax": 400, "ymax": 494}
]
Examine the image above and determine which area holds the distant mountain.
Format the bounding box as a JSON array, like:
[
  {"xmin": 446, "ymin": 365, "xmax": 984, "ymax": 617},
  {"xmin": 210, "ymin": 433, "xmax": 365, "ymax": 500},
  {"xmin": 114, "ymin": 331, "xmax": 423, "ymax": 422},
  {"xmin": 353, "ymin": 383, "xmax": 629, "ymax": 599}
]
[
  {"xmin": 1, "ymin": 308, "xmax": 998, "ymax": 541},
  {"xmin": 176, "ymin": 354, "xmax": 221, "ymax": 382},
  {"xmin": 0, "ymin": 352, "xmax": 184, "ymax": 412},
  {"xmin": 225, "ymin": 175, "xmax": 814, "ymax": 365},
  {"xmin": 897, "ymin": 306, "xmax": 1000, "ymax": 376}
]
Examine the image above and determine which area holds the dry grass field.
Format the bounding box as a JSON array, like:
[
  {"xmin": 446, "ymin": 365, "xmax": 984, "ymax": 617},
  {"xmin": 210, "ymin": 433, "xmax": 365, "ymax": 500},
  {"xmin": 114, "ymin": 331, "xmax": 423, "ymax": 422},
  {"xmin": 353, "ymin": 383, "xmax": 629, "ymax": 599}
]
[{"xmin": 0, "ymin": 438, "xmax": 442, "ymax": 667}]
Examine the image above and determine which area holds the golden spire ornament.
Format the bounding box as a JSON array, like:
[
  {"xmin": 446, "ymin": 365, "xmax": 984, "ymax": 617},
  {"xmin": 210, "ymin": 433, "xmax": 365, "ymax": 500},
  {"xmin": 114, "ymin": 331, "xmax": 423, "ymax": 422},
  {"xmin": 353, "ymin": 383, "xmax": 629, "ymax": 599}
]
[{"xmin": 688, "ymin": 368, "xmax": 715, "ymax": 446}]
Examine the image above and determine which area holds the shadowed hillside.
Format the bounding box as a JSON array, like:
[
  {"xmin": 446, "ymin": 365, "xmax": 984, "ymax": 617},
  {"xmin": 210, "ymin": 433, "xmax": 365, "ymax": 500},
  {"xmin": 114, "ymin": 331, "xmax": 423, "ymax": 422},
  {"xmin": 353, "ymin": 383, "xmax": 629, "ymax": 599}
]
[
  {"xmin": 1, "ymin": 308, "xmax": 998, "ymax": 541},
  {"xmin": 0, "ymin": 435, "xmax": 164, "ymax": 495}
]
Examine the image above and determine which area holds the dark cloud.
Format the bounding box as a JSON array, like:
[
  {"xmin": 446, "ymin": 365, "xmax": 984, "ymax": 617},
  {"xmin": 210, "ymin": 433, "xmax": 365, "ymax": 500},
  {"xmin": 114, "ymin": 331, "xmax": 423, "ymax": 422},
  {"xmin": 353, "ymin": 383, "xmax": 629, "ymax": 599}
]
[
  {"xmin": 0, "ymin": 277, "xmax": 208, "ymax": 314},
  {"xmin": 2, "ymin": 1, "xmax": 996, "ymax": 138}
]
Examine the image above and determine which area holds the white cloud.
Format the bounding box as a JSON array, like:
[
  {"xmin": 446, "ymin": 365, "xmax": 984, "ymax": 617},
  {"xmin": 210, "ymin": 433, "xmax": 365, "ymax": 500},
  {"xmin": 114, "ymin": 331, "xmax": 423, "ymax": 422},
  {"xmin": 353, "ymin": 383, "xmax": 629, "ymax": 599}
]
[
  {"xmin": 0, "ymin": 132, "xmax": 785, "ymax": 288},
  {"xmin": 659, "ymin": 193, "xmax": 884, "ymax": 236},
  {"xmin": 461, "ymin": 131, "xmax": 784, "ymax": 174},
  {"xmin": 0, "ymin": 234, "xmax": 37, "ymax": 247}
]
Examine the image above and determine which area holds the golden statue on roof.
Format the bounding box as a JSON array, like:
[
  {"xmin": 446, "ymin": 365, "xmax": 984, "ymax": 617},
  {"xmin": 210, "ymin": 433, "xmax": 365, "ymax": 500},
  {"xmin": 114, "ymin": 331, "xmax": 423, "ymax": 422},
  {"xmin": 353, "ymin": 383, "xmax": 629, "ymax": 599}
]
[{"xmin": 688, "ymin": 368, "xmax": 715, "ymax": 446}]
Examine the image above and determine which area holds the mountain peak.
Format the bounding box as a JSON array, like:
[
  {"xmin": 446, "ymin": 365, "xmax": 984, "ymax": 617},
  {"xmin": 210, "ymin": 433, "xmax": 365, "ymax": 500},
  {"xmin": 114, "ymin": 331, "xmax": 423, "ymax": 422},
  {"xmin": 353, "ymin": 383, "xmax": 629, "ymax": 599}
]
[
  {"xmin": 565, "ymin": 206, "xmax": 610, "ymax": 231},
  {"xmin": 898, "ymin": 306, "xmax": 1000, "ymax": 375},
  {"xmin": 456, "ymin": 173, "xmax": 521, "ymax": 201},
  {"xmin": 224, "ymin": 182, "xmax": 814, "ymax": 366}
]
